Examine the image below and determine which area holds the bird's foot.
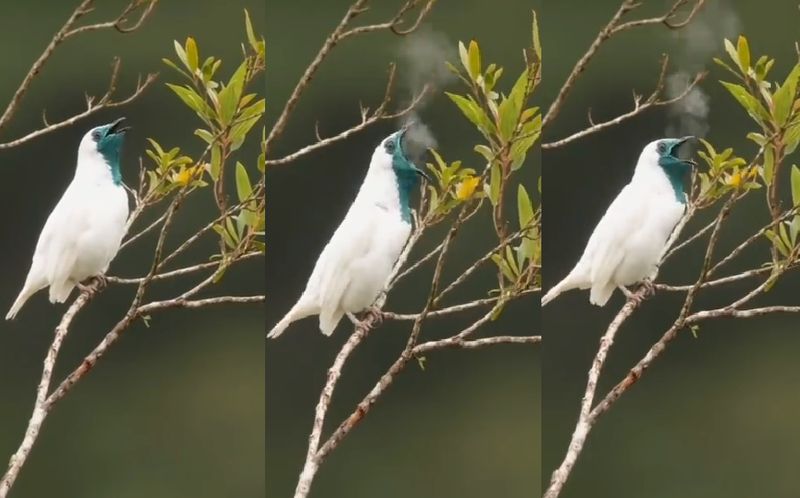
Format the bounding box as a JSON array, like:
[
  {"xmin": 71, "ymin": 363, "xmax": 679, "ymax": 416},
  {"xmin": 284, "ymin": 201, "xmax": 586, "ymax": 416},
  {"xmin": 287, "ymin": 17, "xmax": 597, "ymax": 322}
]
[
  {"xmin": 638, "ymin": 278, "xmax": 656, "ymax": 298},
  {"xmin": 619, "ymin": 285, "xmax": 637, "ymax": 301},
  {"xmin": 364, "ymin": 306, "xmax": 384, "ymax": 327},
  {"xmin": 620, "ymin": 279, "xmax": 655, "ymax": 306},
  {"xmin": 78, "ymin": 275, "xmax": 107, "ymax": 294}
]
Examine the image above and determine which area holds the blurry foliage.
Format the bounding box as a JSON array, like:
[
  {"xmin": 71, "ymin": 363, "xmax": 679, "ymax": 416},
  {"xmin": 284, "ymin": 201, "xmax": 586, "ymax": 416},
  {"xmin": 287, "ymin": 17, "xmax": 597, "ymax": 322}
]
[
  {"xmin": 424, "ymin": 12, "xmax": 541, "ymax": 294},
  {"xmin": 710, "ymin": 34, "xmax": 800, "ymax": 268},
  {"xmin": 149, "ymin": 10, "xmax": 266, "ymax": 262}
]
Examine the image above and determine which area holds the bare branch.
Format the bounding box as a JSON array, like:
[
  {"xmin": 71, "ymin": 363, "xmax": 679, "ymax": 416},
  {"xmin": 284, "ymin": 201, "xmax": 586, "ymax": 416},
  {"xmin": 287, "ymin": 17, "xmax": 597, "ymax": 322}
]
[
  {"xmin": 0, "ymin": 289, "xmax": 95, "ymax": 497},
  {"xmin": 0, "ymin": 0, "xmax": 157, "ymax": 142},
  {"xmin": 265, "ymin": 0, "xmax": 434, "ymax": 155},
  {"xmin": 543, "ymin": 296, "xmax": 643, "ymax": 498},
  {"xmin": 266, "ymin": 70, "xmax": 430, "ymax": 167},
  {"xmin": 543, "ymin": 56, "xmax": 705, "ymax": 150},
  {"xmin": 542, "ymin": 0, "xmax": 706, "ymax": 130},
  {"xmin": 413, "ymin": 334, "xmax": 541, "ymax": 351}
]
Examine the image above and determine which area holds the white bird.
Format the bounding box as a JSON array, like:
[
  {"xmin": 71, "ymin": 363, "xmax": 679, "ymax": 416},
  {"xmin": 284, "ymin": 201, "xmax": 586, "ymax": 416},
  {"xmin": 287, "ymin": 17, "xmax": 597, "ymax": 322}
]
[
  {"xmin": 7, "ymin": 118, "xmax": 131, "ymax": 320},
  {"xmin": 542, "ymin": 137, "xmax": 694, "ymax": 306},
  {"xmin": 268, "ymin": 129, "xmax": 431, "ymax": 338}
]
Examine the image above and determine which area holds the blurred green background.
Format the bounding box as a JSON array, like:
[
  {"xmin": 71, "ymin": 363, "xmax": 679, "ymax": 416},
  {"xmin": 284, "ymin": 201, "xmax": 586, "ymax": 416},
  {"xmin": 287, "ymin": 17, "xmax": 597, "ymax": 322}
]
[
  {"xmin": 0, "ymin": 1, "xmax": 265, "ymax": 497},
  {"xmin": 543, "ymin": 0, "xmax": 800, "ymax": 496},
  {"xmin": 266, "ymin": 1, "xmax": 540, "ymax": 497}
]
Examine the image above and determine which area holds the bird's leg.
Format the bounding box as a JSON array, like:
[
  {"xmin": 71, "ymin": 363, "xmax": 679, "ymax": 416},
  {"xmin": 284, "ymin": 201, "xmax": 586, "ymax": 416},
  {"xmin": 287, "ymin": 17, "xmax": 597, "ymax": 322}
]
[
  {"xmin": 638, "ymin": 277, "xmax": 656, "ymax": 298},
  {"xmin": 618, "ymin": 285, "xmax": 637, "ymax": 301},
  {"xmin": 619, "ymin": 285, "xmax": 647, "ymax": 305},
  {"xmin": 363, "ymin": 305, "xmax": 384, "ymax": 326},
  {"xmin": 77, "ymin": 274, "xmax": 108, "ymax": 294}
]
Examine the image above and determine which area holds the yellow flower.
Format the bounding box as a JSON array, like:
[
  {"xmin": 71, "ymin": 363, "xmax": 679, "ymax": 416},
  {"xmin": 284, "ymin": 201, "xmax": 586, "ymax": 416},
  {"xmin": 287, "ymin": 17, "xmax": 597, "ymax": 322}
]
[
  {"xmin": 456, "ymin": 175, "xmax": 480, "ymax": 200},
  {"xmin": 174, "ymin": 165, "xmax": 201, "ymax": 186},
  {"xmin": 728, "ymin": 171, "xmax": 742, "ymax": 188}
]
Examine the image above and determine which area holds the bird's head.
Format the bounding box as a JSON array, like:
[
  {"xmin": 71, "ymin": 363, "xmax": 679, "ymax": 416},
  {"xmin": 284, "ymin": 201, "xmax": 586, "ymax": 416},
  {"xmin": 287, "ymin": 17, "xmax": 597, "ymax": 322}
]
[
  {"xmin": 373, "ymin": 128, "xmax": 433, "ymax": 185},
  {"xmin": 78, "ymin": 118, "xmax": 130, "ymax": 185},
  {"xmin": 643, "ymin": 136, "xmax": 696, "ymax": 172},
  {"xmin": 639, "ymin": 136, "xmax": 696, "ymax": 202}
]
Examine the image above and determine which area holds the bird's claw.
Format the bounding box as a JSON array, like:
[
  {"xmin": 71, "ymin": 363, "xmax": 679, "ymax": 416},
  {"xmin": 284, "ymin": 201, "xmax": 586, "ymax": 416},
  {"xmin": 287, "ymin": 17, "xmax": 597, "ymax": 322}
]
[
  {"xmin": 638, "ymin": 278, "xmax": 656, "ymax": 298},
  {"xmin": 620, "ymin": 279, "xmax": 655, "ymax": 306},
  {"xmin": 364, "ymin": 306, "xmax": 384, "ymax": 326},
  {"xmin": 78, "ymin": 275, "xmax": 108, "ymax": 294}
]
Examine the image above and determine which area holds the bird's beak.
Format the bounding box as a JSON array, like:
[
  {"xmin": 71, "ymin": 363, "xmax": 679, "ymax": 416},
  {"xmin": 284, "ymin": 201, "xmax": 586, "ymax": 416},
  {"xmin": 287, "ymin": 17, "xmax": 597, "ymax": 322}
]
[
  {"xmin": 673, "ymin": 135, "xmax": 696, "ymax": 167},
  {"xmin": 413, "ymin": 165, "xmax": 433, "ymax": 183},
  {"xmin": 107, "ymin": 117, "xmax": 130, "ymax": 135}
]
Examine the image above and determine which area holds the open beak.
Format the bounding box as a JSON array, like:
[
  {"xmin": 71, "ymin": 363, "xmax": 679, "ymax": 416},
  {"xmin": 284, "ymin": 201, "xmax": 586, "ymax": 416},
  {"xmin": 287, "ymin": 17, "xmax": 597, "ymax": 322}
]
[
  {"xmin": 107, "ymin": 117, "xmax": 130, "ymax": 135},
  {"xmin": 674, "ymin": 135, "xmax": 696, "ymax": 167},
  {"xmin": 414, "ymin": 165, "xmax": 433, "ymax": 183}
]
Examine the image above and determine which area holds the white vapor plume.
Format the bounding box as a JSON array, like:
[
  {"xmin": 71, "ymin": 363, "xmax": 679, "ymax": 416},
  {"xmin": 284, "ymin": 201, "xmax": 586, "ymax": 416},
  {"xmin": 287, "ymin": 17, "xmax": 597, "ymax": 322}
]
[
  {"xmin": 665, "ymin": 0, "xmax": 741, "ymax": 138},
  {"xmin": 396, "ymin": 26, "xmax": 456, "ymax": 158}
]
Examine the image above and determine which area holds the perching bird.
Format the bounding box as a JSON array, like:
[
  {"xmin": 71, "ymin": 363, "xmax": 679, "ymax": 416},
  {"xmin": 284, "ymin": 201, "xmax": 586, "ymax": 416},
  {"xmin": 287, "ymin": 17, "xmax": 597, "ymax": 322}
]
[
  {"xmin": 268, "ymin": 129, "xmax": 431, "ymax": 338},
  {"xmin": 6, "ymin": 118, "xmax": 130, "ymax": 320},
  {"xmin": 542, "ymin": 137, "xmax": 694, "ymax": 307}
]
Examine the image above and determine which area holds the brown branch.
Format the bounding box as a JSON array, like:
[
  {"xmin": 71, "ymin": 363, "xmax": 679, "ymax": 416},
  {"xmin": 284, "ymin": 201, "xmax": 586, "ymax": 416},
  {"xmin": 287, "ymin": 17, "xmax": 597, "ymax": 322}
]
[
  {"xmin": 543, "ymin": 56, "xmax": 706, "ymax": 150},
  {"xmin": 542, "ymin": 0, "xmax": 706, "ymax": 130},
  {"xmin": 266, "ymin": 69, "xmax": 430, "ymax": 167},
  {"xmin": 0, "ymin": 289, "xmax": 95, "ymax": 497},
  {"xmin": 546, "ymin": 194, "xmax": 736, "ymax": 498},
  {"xmin": 543, "ymin": 296, "xmax": 643, "ymax": 498},
  {"xmin": 264, "ymin": 0, "xmax": 434, "ymax": 155},
  {"xmin": 0, "ymin": 0, "xmax": 156, "ymax": 141}
]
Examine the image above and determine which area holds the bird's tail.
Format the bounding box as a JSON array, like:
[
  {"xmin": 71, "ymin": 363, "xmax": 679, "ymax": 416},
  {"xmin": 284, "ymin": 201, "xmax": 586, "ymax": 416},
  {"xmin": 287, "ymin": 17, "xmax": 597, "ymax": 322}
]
[
  {"xmin": 49, "ymin": 280, "xmax": 75, "ymax": 304},
  {"xmin": 267, "ymin": 299, "xmax": 315, "ymax": 339},
  {"xmin": 6, "ymin": 285, "xmax": 37, "ymax": 320},
  {"xmin": 541, "ymin": 273, "xmax": 580, "ymax": 306},
  {"xmin": 589, "ymin": 282, "xmax": 616, "ymax": 307}
]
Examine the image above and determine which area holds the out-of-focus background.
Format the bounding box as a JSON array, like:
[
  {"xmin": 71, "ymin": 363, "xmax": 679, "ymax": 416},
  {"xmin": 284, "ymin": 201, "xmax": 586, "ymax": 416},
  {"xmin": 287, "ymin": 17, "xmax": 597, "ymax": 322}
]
[
  {"xmin": 0, "ymin": 1, "xmax": 265, "ymax": 497},
  {"xmin": 266, "ymin": 1, "xmax": 540, "ymax": 497},
  {"xmin": 543, "ymin": 0, "xmax": 800, "ymax": 496}
]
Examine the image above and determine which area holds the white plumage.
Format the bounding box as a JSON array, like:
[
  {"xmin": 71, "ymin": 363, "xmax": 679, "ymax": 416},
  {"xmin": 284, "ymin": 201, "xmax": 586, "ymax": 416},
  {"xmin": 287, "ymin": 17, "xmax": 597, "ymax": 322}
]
[
  {"xmin": 7, "ymin": 120, "xmax": 130, "ymax": 319},
  {"xmin": 542, "ymin": 138, "xmax": 691, "ymax": 306},
  {"xmin": 268, "ymin": 130, "xmax": 427, "ymax": 338}
]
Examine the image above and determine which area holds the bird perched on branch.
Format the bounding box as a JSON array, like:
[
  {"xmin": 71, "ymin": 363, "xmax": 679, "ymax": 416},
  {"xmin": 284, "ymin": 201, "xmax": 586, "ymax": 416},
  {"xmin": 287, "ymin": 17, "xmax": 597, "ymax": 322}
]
[
  {"xmin": 6, "ymin": 118, "xmax": 131, "ymax": 320},
  {"xmin": 268, "ymin": 128, "xmax": 432, "ymax": 338},
  {"xmin": 542, "ymin": 137, "xmax": 695, "ymax": 307}
]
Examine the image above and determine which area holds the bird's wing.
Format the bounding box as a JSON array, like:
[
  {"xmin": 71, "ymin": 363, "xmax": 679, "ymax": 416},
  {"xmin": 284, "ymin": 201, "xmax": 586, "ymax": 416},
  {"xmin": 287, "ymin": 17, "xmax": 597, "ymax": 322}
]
[
  {"xmin": 307, "ymin": 205, "xmax": 379, "ymax": 334},
  {"xmin": 581, "ymin": 183, "xmax": 646, "ymax": 289},
  {"xmin": 36, "ymin": 185, "xmax": 88, "ymax": 287}
]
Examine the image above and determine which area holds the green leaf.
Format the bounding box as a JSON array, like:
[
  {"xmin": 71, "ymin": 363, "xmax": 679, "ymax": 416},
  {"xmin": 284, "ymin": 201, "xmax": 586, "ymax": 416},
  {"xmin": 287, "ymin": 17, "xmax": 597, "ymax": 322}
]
[
  {"xmin": 446, "ymin": 92, "xmax": 493, "ymax": 138},
  {"xmin": 763, "ymin": 145, "xmax": 775, "ymax": 186},
  {"xmin": 244, "ymin": 9, "xmax": 260, "ymax": 53},
  {"xmin": 218, "ymin": 61, "xmax": 248, "ymax": 125},
  {"xmin": 724, "ymin": 38, "xmax": 742, "ymax": 73},
  {"xmin": 773, "ymin": 62, "xmax": 800, "ymax": 125},
  {"xmin": 791, "ymin": 165, "xmax": 800, "ymax": 206},
  {"xmin": 185, "ymin": 37, "xmax": 198, "ymax": 72},
  {"xmin": 720, "ymin": 81, "xmax": 770, "ymax": 126},
  {"xmin": 458, "ymin": 41, "xmax": 469, "ymax": 75},
  {"xmin": 487, "ymin": 163, "xmax": 501, "ymax": 206},
  {"xmin": 517, "ymin": 184, "xmax": 533, "ymax": 229},
  {"xmin": 235, "ymin": 161, "xmax": 252, "ymax": 202},
  {"xmin": 736, "ymin": 35, "xmax": 750, "ymax": 72},
  {"xmin": 210, "ymin": 145, "xmax": 222, "ymax": 181},
  {"xmin": 174, "ymin": 40, "xmax": 189, "ymax": 70},
  {"xmin": 195, "ymin": 129, "xmax": 214, "ymax": 144},
  {"xmin": 467, "ymin": 40, "xmax": 481, "ymax": 80},
  {"xmin": 531, "ymin": 10, "xmax": 541, "ymax": 61}
]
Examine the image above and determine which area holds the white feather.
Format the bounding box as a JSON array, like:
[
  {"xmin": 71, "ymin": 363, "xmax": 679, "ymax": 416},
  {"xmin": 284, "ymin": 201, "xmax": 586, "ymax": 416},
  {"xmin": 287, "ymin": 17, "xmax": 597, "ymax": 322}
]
[
  {"xmin": 542, "ymin": 140, "xmax": 686, "ymax": 306},
  {"xmin": 7, "ymin": 127, "xmax": 129, "ymax": 319},
  {"xmin": 268, "ymin": 133, "xmax": 413, "ymax": 338}
]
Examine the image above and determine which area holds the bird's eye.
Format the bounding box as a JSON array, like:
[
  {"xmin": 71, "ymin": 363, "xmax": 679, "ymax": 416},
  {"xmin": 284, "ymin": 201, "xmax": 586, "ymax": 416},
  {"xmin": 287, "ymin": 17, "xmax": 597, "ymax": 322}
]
[
  {"xmin": 92, "ymin": 130, "xmax": 102, "ymax": 141},
  {"xmin": 384, "ymin": 140, "xmax": 396, "ymax": 154},
  {"xmin": 657, "ymin": 142, "xmax": 667, "ymax": 154}
]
